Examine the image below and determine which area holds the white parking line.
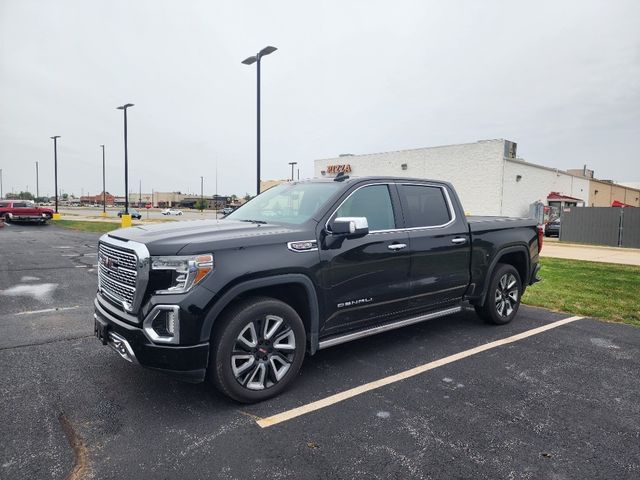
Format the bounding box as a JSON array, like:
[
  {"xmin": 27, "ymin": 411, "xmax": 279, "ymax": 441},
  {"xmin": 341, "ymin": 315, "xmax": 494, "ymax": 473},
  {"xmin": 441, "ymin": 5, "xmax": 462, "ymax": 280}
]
[
  {"xmin": 256, "ymin": 315, "xmax": 585, "ymax": 428},
  {"xmin": 15, "ymin": 306, "xmax": 80, "ymax": 316}
]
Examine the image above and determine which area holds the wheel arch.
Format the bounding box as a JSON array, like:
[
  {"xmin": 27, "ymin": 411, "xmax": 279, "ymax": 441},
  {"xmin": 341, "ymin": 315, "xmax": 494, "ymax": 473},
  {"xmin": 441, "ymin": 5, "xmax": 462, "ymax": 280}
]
[
  {"xmin": 476, "ymin": 245, "xmax": 530, "ymax": 306},
  {"xmin": 201, "ymin": 274, "xmax": 321, "ymax": 354}
]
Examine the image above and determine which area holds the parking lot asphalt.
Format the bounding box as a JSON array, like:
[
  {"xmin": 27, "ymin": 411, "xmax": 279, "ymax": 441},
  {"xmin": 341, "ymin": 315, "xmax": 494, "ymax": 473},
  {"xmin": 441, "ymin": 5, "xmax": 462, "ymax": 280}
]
[{"xmin": 1, "ymin": 223, "xmax": 639, "ymax": 479}]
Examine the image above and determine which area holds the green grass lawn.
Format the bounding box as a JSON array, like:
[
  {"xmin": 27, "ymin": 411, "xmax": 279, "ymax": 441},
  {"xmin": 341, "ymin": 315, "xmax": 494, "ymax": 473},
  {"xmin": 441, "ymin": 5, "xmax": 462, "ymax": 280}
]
[
  {"xmin": 523, "ymin": 257, "xmax": 640, "ymax": 327},
  {"xmin": 53, "ymin": 219, "xmax": 122, "ymax": 233}
]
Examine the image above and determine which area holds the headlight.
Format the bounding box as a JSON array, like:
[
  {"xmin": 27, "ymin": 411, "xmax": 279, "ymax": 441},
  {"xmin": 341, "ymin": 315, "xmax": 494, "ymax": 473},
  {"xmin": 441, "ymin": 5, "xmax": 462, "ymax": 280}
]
[{"xmin": 151, "ymin": 254, "xmax": 213, "ymax": 294}]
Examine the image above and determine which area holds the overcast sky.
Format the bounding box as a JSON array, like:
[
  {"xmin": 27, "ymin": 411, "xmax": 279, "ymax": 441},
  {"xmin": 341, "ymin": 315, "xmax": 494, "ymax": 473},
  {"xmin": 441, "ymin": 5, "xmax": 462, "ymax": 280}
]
[{"xmin": 1, "ymin": 0, "xmax": 639, "ymax": 198}]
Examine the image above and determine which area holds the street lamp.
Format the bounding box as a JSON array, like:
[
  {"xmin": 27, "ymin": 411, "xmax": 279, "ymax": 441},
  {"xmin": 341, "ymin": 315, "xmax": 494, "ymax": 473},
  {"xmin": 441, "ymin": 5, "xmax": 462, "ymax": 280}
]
[
  {"xmin": 200, "ymin": 176, "xmax": 204, "ymax": 212},
  {"xmin": 288, "ymin": 162, "xmax": 297, "ymax": 181},
  {"xmin": 117, "ymin": 103, "xmax": 134, "ymax": 216},
  {"xmin": 50, "ymin": 136, "xmax": 60, "ymax": 215},
  {"xmin": 35, "ymin": 162, "xmax": 39, "ymax": 200},
  {"xmin": 100, "ymin": 145, "xmax": 106, "ymax": 216},
  {"xmin": 242, "ymin": 45, "xmax": 277, "ymax": 196}
]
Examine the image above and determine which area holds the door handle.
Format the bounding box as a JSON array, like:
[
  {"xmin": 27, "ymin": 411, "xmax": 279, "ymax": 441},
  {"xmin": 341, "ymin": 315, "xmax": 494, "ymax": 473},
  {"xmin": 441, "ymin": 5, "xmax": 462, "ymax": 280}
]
[
  {"xmin": 451, "ymin": 237, "xmax": 467, "ymax": 245},
  {"xmin": 388, "ymin": 243, "xmax": 407, "ymax": 251}
]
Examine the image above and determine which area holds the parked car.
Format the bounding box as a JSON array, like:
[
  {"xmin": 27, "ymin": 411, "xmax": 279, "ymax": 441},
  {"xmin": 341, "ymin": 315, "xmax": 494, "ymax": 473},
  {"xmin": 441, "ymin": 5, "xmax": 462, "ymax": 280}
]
[
  {"xmin": 94, "ymin": 176, "xmax": 542, "ymax": 402},
  {"xmin": 221, "ymin": 206, "xmax": 236, "ymax": 215},
  {"xmin": 545, "ymin": 219, "xmax": 560, "ymax": 237},
  {"xmin": 0, "ymin": 200, "xmax": 54, "ymax": 224},
  {"xmin": 162, "ymin": 208, "xmax": 183, "ymax": 216},
  {"xmin": 117, "ymin": 208, "xmax": 142, "ymax": 220}
]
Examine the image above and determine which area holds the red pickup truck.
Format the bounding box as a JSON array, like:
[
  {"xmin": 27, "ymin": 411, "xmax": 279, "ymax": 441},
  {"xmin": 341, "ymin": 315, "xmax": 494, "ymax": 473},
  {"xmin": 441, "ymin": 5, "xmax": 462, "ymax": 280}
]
[{"xmin": 0, "ymin": 200, "xmax": 54, "ymax": 224}]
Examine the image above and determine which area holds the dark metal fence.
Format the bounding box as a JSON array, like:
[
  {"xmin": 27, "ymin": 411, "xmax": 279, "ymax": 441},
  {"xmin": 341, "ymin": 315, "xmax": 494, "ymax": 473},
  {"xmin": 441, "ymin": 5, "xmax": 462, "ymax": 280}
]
[
  {"xmin": 621, "ymin": 208, "xmax": 640, "ymax": 248},
  {"xmin": 560, "ymin": 207, "xmax": 640, "ymax": 248}
]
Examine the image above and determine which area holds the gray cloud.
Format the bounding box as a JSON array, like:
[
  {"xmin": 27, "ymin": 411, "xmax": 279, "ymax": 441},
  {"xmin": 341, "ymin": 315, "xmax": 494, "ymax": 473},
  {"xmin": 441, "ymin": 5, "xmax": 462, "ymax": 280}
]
[{"xmin": 1, "ymin": 0, "xmax": 638, "ymax": 198}]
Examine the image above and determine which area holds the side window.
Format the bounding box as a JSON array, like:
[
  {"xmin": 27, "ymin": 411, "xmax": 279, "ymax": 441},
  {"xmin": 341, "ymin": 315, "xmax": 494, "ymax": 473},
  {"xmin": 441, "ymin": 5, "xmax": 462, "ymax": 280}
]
[
  {"xmin": 400, "ymin": 185, "xmax": 451, "ymax": 228},
  {"xmin": 13, "ymin": 202, "xmax": 27, "ymax": 208},
  {"xmin": 334, "ymin": 185, "xmax": 395, "ymax": 231}
]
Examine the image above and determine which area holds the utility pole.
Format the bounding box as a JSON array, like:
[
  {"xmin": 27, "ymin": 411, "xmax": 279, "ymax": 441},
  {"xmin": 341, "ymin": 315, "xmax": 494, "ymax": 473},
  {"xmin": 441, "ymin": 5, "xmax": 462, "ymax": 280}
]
[
  {"xmin": 0, "ymin": 168, "xmax": 3, "ymax": 199},
  {"xmin": 139, "ymin": 179, "xmax": 142, "ymax": 208},
  {"xmin": 35, "ymin": 162, "xmax": 39, "ymax": 199}
]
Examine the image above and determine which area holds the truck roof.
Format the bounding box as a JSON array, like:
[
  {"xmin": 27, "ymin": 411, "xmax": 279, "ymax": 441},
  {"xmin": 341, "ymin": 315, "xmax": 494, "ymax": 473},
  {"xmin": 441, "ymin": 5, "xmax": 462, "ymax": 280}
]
[{"xmin": 300, "ymin": 176, "xmax": 452, "ymax": 185}]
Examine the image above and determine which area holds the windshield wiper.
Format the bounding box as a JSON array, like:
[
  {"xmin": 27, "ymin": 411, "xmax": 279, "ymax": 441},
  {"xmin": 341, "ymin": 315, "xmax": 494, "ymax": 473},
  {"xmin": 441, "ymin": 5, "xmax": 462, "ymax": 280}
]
[{"xmin": 239, "ymin": 219, "xmax": 268, "ymax": 224}]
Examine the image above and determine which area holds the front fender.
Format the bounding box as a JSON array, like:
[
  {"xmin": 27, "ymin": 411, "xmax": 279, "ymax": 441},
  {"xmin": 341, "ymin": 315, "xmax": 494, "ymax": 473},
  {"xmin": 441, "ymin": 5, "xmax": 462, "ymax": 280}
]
[{"xmin": 199, "ymin": 273, "xmax": 321, "ymax": 354}]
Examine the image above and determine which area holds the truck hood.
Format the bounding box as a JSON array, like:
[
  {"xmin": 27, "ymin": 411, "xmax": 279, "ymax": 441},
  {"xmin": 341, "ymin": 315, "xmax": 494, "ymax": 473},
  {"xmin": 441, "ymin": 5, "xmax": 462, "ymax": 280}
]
[{"xmin": 105, "ymin": 219, "xmax": 304, "ymax": 256}]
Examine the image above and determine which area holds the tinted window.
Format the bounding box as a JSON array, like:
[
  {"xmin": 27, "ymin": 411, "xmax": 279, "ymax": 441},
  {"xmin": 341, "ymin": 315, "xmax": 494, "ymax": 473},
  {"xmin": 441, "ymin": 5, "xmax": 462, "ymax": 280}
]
[
  {"xmin": 13, "ymin": 202, "xmax": 27, "ymax": 208},
  {"xmin": 400, "ymin": 185, "xmax": 451, "ymax": 227},
  {"xmin": 334, "ymin": 185, "xmax": 395, "ymax": 231}
]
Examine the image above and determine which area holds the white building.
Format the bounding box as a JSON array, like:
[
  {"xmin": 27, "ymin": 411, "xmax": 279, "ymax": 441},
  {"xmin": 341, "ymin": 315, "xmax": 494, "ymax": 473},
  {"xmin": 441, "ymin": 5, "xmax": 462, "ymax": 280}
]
[{"xmin": 314, "ymin": 139, "xmax": 637, "ymax": 217}]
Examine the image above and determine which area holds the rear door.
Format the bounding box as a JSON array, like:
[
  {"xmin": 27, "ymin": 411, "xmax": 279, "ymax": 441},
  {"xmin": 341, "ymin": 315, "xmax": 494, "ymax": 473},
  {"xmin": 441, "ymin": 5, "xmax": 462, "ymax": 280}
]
[
  {"xmin": 319, "ymin": 183, "xmax": 412, "ymax": 336},
  {"xmin": 397, "ymin": 183, "xmax": 471, "ymax": 310}
]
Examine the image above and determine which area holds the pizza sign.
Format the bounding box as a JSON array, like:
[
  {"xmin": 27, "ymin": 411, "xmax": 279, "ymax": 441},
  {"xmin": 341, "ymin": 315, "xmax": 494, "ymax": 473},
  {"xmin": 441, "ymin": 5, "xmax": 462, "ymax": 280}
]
[{"xmin": 326, "ymin": 164, "xmax": 352, "ymax": 174}]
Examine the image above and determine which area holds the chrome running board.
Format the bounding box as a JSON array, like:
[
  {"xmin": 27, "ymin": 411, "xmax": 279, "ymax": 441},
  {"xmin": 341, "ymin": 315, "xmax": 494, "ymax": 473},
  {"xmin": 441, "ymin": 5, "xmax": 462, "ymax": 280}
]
[{"xmin": 317, "ymin": 305, "xmax": 462, "ymax": 350}]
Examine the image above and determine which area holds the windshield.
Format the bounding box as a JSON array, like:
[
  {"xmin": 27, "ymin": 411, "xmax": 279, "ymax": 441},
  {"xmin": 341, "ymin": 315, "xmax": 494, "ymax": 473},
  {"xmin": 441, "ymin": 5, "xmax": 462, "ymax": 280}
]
[{"xmin": 227, "ymin": 182, "xmax": 342, "ymax": 225}]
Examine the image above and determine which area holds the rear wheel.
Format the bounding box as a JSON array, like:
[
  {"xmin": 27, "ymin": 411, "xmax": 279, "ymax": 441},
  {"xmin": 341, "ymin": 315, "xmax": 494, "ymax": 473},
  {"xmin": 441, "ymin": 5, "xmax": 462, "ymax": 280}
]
[
  {"xmin": 209, "ymin": 296, "xmax": 306, "ymax": 403},
  {"xmin": 475, "ymin": 263, "xmax": 522, "ymax": 325}
]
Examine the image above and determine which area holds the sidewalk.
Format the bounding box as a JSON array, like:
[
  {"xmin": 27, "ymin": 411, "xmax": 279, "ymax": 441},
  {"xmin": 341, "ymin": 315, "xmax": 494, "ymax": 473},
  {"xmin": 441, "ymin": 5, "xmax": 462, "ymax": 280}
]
[{"xmin": 541, "ymin": 238, "xmax": 640, "ymax": 266}]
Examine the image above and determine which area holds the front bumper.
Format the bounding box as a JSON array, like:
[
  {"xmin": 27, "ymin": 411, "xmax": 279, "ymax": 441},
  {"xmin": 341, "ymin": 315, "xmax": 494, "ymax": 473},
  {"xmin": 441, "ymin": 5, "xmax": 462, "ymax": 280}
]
[{"xmin": 94, "ymin": 297, "xmax": 209, "ymax": 383}]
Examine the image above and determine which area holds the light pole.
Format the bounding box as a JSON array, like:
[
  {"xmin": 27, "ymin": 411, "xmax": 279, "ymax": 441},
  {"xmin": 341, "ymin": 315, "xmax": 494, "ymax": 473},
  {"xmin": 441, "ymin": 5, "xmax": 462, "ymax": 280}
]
[
  {"xmin": 35, "ymin": 162, "xmax": 39, "ymax": 200},
  {"xmin": 100, "ymin": 145, "xmax": 106, "ymax": 215},
  {"xmin": 242, "ymin": 45, "xmax": 277, "ymax": 196},
  {"xmin": 288, "ymin": 161, "xmax": 297, "ymax": 181},
  {"xmin": 0, "ymin": 168, "xmax": 3, "ymax": 199},
  {"xmin": 50, "ymin": 136, "xmax": 60, "ymax": 216},
  {"xmin": 117, "ymin": 103, "xmax": 134, "ymax": 216},
  {"xmin": 200, "ymin": 176, "xmax": 204, "ymax": 212}
]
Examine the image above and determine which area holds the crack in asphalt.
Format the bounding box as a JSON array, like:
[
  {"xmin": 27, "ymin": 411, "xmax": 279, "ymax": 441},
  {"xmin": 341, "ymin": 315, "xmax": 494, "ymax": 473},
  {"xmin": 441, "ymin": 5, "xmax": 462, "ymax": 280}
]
[
  {"xmin": 58, "ymin": 412, "xmax": 90, "ymax": 480},
  {"xmin": 0, "ymin": 335, "xmax": 94, "ymax": 351}
]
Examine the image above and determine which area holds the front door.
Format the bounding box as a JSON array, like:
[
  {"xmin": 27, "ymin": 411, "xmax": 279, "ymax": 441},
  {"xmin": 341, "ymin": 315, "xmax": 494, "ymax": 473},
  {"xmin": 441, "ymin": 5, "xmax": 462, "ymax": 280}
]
[{"xmin": 318, "ymin": 183, "xmax": 412, "ymax": 336}]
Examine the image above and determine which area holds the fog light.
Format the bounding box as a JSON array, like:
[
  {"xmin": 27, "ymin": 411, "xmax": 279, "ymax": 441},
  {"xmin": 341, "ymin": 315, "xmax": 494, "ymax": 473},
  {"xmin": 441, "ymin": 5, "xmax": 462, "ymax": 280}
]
[{"xmin": 144, "ymin": 305, "xmax": 180, "ymax": 344}]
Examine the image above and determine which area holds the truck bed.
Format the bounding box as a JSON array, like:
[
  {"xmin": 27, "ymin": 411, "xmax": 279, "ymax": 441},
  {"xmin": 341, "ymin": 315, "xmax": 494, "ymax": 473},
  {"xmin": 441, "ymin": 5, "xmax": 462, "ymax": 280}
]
[{"xmin": 467, "ymin": 215, "xmax": 537, "ymax": 233}]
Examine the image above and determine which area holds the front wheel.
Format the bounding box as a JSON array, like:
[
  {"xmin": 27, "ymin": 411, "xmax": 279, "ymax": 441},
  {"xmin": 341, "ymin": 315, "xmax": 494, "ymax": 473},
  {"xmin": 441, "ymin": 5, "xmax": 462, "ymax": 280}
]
[
  {"xmin": 475, "ymin": 263, "xmax": 522, "ymax": 325},
  {"xmin": 209, "ymin": 297, "xmax": 306, "ymax": 403}
]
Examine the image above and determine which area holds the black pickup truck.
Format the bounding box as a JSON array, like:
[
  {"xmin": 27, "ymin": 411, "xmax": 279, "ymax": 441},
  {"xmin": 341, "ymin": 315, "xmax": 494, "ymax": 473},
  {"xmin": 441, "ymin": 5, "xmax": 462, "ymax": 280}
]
[{"xmin": 94, "ymin": 176, "xmax": 542, "ymax": 402}]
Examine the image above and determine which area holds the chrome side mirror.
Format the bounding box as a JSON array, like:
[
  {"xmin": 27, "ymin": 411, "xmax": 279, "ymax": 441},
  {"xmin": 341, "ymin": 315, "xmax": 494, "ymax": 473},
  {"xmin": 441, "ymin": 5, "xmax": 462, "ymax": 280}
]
[{"xmin": 330, "ymin": 217, "xmax": 369, "ymax": 237}]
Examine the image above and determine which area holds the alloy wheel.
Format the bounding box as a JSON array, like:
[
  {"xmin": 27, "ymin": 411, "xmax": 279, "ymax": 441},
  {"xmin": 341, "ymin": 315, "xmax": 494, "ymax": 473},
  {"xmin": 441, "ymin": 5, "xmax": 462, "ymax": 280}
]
[
  {"xmin": 494, "ymin": 273, "xmax": 519, "ymax": 318},
  {"xmin": 230, "ymin": 315, "xmax": 296, "ymax": 391}
]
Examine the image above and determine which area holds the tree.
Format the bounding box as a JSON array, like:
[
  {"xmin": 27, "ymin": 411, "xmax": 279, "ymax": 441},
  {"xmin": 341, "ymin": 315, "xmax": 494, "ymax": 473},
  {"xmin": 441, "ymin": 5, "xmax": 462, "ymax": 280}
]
[
  {"xmin": 14, "ymin": 191, "xmax": 34, "ymax": 200},
  {"xmin": 194, "ymin": 199, "xmax": 207, "ymax": 211},
  {"xmin": 230, "ymin": 194, "xmax": 238, "ymax": 203},
  {"xmin": 243, "ymin": 193, "xmax": 252, "ymax": 202},
  {"xmin": 62, "ymin": 193, "xmax": 69, "ymax": 200}
]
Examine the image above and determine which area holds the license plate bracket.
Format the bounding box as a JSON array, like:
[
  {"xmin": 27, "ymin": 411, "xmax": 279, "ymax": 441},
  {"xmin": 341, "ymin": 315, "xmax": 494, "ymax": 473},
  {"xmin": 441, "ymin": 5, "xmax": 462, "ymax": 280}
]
[{"xmin": 95, "ymin": 316, "xmax": 109, "ymax": 345}]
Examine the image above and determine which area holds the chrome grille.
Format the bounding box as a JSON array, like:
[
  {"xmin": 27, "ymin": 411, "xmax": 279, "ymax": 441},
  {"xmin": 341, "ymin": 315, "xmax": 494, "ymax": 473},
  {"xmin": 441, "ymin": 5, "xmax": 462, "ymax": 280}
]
[{"xmin": 98, "ymin": 243, "xmax": 138, "ymax": 310}]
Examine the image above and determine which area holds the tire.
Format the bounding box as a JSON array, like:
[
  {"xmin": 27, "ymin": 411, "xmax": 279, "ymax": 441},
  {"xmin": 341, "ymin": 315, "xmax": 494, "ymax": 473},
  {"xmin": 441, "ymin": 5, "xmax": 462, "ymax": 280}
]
[
  {"xmin": 474, "ymin": 263, "xmax": 522, "ymax": 325},
  {"xmin": 4, "ymin": 214, "xmax": 11, "ymax": 223},
  {"xmin": 209, "ymin": 296, "xmax": 306, "ymax": 403}
]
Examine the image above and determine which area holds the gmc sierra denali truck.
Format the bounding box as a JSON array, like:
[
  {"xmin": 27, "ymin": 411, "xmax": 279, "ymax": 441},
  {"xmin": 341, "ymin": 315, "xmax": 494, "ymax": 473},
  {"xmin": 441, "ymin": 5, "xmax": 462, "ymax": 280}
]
[{"xmin": 94, "ymin": 176, "xmax": 542, "ymax": 402}]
